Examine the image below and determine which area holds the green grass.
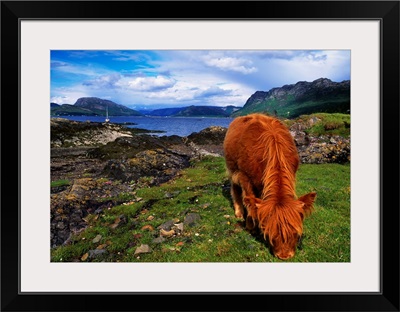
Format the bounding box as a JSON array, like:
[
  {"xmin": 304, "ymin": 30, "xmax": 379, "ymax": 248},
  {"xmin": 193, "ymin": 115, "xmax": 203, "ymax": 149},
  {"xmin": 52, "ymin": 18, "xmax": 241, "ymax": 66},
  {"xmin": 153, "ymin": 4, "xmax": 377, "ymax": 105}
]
[
  {"xmin": 304, "ymin": 113, "xmax": 350, "ymax": 137},
  {"xmin": 283, "ymin": 113, "xmax": 350, "ymax": 137},
  {"xmin": 51, "ymin": 156, "xmax": 350, "ymax": 263},
  {"xmin": 51, "ymin": 179, "xmax": 70, "ymax": 188}
]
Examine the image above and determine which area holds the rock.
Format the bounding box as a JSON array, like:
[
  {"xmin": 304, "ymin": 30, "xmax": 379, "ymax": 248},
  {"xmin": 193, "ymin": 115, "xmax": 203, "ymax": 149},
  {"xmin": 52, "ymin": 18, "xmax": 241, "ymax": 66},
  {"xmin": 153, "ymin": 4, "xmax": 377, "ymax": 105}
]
[
  {"xmin": 88, "ymin": 249, "xmax": 107, "ymax": 259},
  {"xmin": 92, "ymin": 234, "xmax": 102, "ymax": 244},
  {"xmin": 185, "ymin": 126, "xmax": 227, "ymax": 156},
  {"xmin": 186, "ymin": 126, "xmax": 227, "ymax": 145},
  {"xmin": 297, "ymin": 135, "xmax": 350, "ymax": 164},
  {"xmin": 183, "ymin": 213, "xmax": 201, "ymax": 227},
  {"xmin": 158, "ymin": 220, "xmax": 177, "ymax": 231},
  {"xmin": 50, "ymin": 178, "xmax": 134, "ymax": 248},
  {"xmin": 51, "ymin": 118, "xmax": 133, "ymax": 148},
  {"xmin": 173, "ymin": 222, "xmax": 184, "ymax": 233},
  {"xmin": 110, "ymin": 215, "xmax": 127, "ymax": 229},
  {"xmin": 102, "ymin": 160, "xmax": 129, "ymax": 181},
  {"xmin": 308, "ymin": 117, "xmax": 321, "ymax": 126},
  {"xmin": 87, "ymin": 134, "xmax": 175, "ymax": 160},
  {"xmin": 152, "ymin": 237, "xmax": 166, "ymax": 244},
  {"xmin": 290, "ymin": 130, "xmax": 310, "ymax": 146},
  {"xmin": 134, "ymin": 244, "xmax": 152, "ymax": 255},
  {"xmin": 160, "ymin": 229, "xmax": 175, "ymax": 237}
]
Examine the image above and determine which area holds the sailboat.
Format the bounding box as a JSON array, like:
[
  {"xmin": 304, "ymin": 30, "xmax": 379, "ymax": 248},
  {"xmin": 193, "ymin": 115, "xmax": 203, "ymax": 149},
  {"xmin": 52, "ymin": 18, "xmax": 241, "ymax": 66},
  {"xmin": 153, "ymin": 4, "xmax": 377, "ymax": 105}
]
[{"xmin": 105, "ymin": 105, "xmax": 110, "ymax": 123}]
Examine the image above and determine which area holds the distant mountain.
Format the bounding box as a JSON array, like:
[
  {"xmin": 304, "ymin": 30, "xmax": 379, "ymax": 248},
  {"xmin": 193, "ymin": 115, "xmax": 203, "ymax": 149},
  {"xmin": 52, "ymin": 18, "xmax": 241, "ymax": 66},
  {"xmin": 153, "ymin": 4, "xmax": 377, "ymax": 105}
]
[
  {"xmin": 50, "ymin": 97, "xmax": 142, "ymax": 116},
  {"xmin": 74, "ymin": 97, "xmax": 142, "ymax": 116},
  {"xmin": 181, "ymin": 105, "xmax": 242, "ymax": 117},
  {"xmin": 232, "ymin": 78, "xmax": 350, "ymax": 118},
  {"xmin": 221, "ymin": 105, "xmax": 242, "ymax": 115},
  {"xmin": 143, "ymin": 105, "xmax": 242, "ymax": 117},
  {"xmin": 143, "ymin": 107, "xmax": 186, "ymax": 117},
  {"xmin": 50, "ymin": 104, "xmax": 96, "ymax": 116},
  {"xmin": 174, "ymin": 105, "xmax": 231, "ymax": 117}
]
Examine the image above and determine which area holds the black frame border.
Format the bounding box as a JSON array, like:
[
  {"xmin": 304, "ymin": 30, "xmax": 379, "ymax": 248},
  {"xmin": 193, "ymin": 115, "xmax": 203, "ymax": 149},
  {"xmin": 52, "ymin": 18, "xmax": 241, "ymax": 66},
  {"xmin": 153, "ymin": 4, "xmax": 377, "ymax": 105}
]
[{"xmin": 1, "ymin": 1, "xmax": 399, "ymax": 311}]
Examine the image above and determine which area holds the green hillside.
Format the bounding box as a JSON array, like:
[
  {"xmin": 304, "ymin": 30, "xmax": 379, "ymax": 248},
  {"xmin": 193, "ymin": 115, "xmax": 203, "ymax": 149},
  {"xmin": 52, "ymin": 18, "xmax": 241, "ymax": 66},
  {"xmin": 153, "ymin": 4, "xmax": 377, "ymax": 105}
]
[
  {"xmin": 50, "ymin": 104, "xmax": 96, "ymax": 116},
  {"xmin": 51, "ymin": 97, "xmax": 142, "ymax": 116},
  {"xmin": 232, "ymin": 78, "xmax": 350, "ymax": 118}
]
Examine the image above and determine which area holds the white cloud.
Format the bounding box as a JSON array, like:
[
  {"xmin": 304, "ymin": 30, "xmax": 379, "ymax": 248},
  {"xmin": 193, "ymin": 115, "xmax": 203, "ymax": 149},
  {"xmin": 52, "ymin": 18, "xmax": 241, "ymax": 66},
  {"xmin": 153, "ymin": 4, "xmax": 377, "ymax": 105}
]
[
  {"xmin": 50, "ymin": 96, "xmax": 71, "ymax": 104},
  {"xmin": 50, "ymin": 85, "xmax": 92, "ymax": 105},
  {"xmin": 202, "ymin": 53, "xmax": 257, "ymax": 74},
  {"xmin": 143, "ymin": 78, "xmax": 251, "ymax": 107},
  {"xmin": 128, "ymin": 75, "xmax": 176, "ymax": 91},
  {"xmin": 195, "ymin": 86, "xmax": 232, "ymax": 98},
  {"xmin": 83, "ymin": 74, "xmax": 122, "ymax": 89},
  {"xmin": 51, "ymin": 61, "xmax": 101, "ymax": 77}
]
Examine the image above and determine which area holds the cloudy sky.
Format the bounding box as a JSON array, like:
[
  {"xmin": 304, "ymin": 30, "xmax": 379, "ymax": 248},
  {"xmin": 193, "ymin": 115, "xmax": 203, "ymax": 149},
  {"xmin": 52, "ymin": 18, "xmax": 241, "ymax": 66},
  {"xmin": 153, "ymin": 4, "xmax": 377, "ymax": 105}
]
[{"xmin": 51, "ymin": 50, "xmax": 350, "ymax": 109}]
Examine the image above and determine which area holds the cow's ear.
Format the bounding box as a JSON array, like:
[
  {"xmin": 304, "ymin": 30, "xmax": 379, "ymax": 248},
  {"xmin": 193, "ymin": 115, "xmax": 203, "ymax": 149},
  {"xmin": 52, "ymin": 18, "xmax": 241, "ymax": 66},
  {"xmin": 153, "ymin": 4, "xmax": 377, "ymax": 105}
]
[{"xmin": 298, "ymin": 192, "xmax": 317, "ymax": 216}]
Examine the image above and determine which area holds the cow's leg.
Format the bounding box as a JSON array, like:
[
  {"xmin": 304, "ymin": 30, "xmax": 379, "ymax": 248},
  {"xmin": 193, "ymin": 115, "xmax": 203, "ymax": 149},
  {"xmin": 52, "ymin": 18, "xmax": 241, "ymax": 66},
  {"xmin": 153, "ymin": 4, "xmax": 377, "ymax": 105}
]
[
  {"xmin": 243, "ymin": 196, "xmax": 259, "ymax": 231},
  {"xmin": 230, "ymin": 182, "xmax": 245, "ymax": 219},
  {"xmin": 231, "ymin": 172, "xmax": 257, "ymax": 227}
]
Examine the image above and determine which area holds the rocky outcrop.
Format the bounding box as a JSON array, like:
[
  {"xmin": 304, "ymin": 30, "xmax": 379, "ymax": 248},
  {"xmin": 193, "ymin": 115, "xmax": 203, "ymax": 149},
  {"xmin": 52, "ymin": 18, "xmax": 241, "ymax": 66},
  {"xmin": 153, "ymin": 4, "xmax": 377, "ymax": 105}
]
[
  {"xmin": 51, "ymin": 177, "xmax": 137, "ymax": 247},
  {"xmin": 51, "ymin": 118, "xmax": 133, "ymax": 148},
  {"xmin": 289, "ymin": 117, "xmax": 350, "ymax": 164}
]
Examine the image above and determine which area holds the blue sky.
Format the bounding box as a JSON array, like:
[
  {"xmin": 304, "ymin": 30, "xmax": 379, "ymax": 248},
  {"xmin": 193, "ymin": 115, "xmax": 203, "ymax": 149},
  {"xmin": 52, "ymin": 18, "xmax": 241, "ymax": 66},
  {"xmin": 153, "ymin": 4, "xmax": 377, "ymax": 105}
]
[{"xmin": 51, "ymin": 50, "xmax": 350, "ymax": 109}]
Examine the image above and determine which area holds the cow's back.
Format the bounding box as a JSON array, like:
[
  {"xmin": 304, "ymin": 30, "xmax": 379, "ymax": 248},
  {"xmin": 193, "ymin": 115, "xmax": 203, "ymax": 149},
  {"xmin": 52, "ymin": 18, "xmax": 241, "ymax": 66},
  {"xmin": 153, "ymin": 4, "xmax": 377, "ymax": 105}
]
[{"xmin": 223, "ymin": 114, "xmax": 273, "ymax": 192}]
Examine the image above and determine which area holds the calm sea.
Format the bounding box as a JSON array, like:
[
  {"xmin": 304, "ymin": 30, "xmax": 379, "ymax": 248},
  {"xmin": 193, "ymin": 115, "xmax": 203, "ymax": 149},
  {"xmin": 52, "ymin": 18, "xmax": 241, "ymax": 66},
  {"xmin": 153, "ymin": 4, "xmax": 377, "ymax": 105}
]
[{"xmin": 54, "ymin": 116, "xmax": 234, "ymax": 137}]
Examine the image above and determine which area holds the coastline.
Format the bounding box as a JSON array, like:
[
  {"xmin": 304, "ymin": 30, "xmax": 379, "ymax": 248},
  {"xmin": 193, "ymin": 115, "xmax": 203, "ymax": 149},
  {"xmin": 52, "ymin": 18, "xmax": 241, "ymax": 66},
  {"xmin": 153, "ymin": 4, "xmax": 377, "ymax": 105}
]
[{"xmin": 51, "ymin": 115, "xmax": 234, "ymax": 137}]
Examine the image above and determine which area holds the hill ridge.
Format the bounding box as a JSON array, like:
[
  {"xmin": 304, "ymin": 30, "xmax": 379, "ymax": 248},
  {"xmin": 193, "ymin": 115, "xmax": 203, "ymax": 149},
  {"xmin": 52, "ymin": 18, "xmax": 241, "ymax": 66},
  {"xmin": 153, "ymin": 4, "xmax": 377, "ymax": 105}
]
[
  {"xmin": 51, "ymin": 97, "xmax": 142, "ymax": 117},
  {"xmin": 233, "ymin": 78, "xmax": 350, "ymax": 118}
]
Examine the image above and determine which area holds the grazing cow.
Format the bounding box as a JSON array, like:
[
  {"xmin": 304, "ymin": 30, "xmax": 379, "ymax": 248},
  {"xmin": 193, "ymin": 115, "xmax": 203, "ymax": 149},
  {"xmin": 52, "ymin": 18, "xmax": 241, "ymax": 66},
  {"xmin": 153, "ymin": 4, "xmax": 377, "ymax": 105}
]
[{"xmin": 223, "ymin": 113, "xmax": 316, "ymax": 260}]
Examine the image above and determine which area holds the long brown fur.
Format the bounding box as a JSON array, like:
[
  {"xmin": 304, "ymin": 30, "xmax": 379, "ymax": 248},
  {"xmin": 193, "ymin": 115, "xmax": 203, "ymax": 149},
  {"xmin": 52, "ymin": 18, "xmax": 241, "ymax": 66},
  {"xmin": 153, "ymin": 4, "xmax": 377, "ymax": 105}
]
[{"xmin": 223, "ymin": 113, "xmax": 316, "ymax": 260}]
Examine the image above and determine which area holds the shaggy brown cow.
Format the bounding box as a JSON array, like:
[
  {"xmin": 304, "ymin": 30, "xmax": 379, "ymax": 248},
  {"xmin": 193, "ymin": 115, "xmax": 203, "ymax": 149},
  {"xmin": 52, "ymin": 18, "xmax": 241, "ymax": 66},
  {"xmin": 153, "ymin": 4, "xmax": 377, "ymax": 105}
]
[{"xmin": 223, "ymin": 113, "xmax": 316, "ymax": 260}]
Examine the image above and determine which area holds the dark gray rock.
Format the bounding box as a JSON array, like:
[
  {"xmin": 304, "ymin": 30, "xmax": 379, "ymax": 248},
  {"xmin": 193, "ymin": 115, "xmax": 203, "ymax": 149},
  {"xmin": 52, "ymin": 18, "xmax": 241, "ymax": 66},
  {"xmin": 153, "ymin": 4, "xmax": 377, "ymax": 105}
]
[
  {"xmin": 88, "ymin": 249, "xmax": 108, "ymax": 259},
  {"xmin": 184, "ymin": 213, "xmax": 201, "ymax": 227}
]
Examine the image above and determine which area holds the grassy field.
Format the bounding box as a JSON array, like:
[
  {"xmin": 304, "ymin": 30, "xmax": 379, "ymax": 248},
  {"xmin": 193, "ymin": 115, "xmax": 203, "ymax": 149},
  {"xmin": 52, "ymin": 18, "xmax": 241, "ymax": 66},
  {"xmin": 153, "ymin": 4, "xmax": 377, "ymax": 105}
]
[
  {"xmin": 51, "ymin": 156, "xmax": 350, "ymax": 263},
  {"xmin": 283, "ymin": 112, "xmax": 351, "ymax": 137}
]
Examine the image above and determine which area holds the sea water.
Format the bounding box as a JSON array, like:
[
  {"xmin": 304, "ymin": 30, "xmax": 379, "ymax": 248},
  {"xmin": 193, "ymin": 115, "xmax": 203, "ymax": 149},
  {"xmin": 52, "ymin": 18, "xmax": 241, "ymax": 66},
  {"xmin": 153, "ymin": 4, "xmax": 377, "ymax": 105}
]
[{"xmin": 53, "ymin": 116, "xmax": 234, "ymax": 137}]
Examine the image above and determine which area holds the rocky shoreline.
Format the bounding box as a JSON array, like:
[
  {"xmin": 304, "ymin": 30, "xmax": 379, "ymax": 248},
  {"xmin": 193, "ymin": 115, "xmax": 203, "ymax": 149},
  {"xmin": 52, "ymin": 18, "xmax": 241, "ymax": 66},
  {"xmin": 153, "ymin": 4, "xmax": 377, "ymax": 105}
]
[{"xmin": 50, "ymin": 117, "xmax": 350, "ymax": 248}]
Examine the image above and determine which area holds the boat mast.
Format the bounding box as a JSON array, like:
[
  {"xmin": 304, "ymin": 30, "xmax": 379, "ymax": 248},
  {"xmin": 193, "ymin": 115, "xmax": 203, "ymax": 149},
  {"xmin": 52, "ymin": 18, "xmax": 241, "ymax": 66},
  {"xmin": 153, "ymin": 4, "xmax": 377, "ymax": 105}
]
[{"xmin": 105, "ymin": 105, "xmax": 110, "ymax": 122}]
